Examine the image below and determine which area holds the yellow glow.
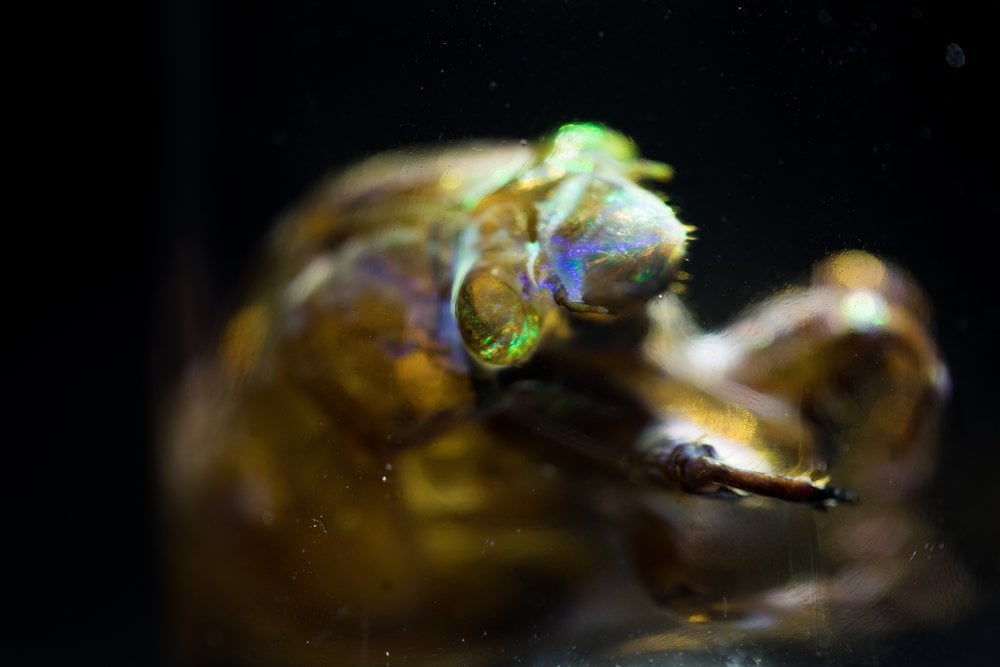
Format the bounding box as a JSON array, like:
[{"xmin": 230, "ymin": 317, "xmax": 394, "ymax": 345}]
[
  {"xmin": 220, "ymin": 303, "xmax": 270, "ymax": 377},
  {"xmin": 395, "ymin": 430, "xmax": 486, "ymax": 516},
  {"xmin": 439, "ymin": 168, "xmax": 464, "ymax": 191},
  {"xmin": 827, "ymin": 250, "xmax": 886, "ymax": 290},
  {"xmin": 395, "ymin": 350, "xmax": 452, "ymax": 414},
  {"xmin": 671, "ymin": 395, "xmax": 759, "ymax": 448}
]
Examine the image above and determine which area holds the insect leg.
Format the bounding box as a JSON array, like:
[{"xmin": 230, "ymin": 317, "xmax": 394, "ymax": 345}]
[{"xmin": 636, "ymin": 441, "xmax": 858, "ymax": 508}]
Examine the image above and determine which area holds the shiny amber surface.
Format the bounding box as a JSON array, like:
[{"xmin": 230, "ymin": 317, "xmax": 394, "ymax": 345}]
[{"xmin": 163, "ymin": 125, "xmax": 969, "ymax": 665}]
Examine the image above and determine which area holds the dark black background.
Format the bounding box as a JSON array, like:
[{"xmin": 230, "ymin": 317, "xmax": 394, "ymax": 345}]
[{"xmin": 14, "ymin": 1, "xmax": 997, "ymax": 665}]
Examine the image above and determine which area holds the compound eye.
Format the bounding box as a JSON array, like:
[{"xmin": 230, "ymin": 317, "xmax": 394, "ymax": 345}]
[
  {"xmin": 454, "ymin": 268, "xmax": 541, "ymax": 367},
  {"xmin": 540, "ymin": 175, "xmax": 689, "ymax": 314}
]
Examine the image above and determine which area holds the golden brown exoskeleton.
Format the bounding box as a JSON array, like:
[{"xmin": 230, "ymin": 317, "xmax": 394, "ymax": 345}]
[{"xmin": 163, "ymin": 124, "xmax": 969, "ymax": 665}]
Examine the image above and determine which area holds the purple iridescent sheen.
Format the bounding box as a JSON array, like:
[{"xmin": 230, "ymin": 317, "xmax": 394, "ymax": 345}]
[{"xmin": 536, "ymin": 173, "xmax": 687, "ymax": 311}]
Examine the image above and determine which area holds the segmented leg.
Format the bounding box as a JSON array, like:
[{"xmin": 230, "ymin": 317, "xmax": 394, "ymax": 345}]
[{"xmin": 636, "ymin": 441, "xmax": 858, "ymax": 508}]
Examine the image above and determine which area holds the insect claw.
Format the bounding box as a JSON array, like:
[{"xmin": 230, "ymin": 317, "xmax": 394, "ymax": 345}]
[{"xmin": 639, "ymin": 440, "xmax": 859, "ymax": 507}]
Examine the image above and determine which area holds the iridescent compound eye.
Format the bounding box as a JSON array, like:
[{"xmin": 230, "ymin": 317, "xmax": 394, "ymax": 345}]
[
  {"xmin": 453, "ymin": 268, "xmax": 541, "ymax": 367},
  {"xmin": 537, "ymin": 174, "xmax": 689, "ymax": 314}
]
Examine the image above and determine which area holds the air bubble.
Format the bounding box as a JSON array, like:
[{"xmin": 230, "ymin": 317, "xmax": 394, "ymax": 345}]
[{"xmin": 945, "ymin": 42, "xmax": 965, "ymax": 68}]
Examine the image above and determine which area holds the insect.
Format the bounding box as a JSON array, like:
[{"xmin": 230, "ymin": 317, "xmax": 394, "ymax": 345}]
[{"xmin": 163, "ymin": 124, "xmax": 968, "ymax": 665}]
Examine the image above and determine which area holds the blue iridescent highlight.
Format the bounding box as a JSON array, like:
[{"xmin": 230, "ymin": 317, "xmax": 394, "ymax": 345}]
[{"xmin": 536, "ymin": 173, "xmax": 687, "ymax": 311}]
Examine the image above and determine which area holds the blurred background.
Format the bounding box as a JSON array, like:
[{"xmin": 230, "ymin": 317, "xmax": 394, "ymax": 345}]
[{"xmin": 14, "ymin": 1, "xmax": 996, "ymax": 665}]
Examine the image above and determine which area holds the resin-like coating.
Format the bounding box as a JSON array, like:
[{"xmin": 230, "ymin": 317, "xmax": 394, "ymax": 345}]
[{"xmin": 163, "ymin": 125, "xmax": 966, "ymax": 666}]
